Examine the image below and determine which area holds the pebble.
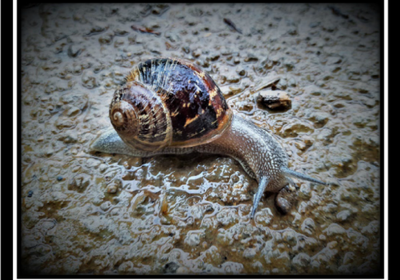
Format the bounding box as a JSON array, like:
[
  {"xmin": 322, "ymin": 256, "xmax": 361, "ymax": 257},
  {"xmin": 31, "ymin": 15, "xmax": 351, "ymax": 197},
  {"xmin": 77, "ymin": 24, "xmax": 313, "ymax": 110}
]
[
  {"xmin": 107, "ymin": 184, "xmax": 118, "ymax": 194},
  {"xmin": 237, "ymin": 69, "xmax": 246, "ymax": 76},
  {"xmin": 257, "ymin": 90, "xmax": 291, "ymax": 109},
  {"xmin": 164, "ymin": 262, "xmax": 179, "ymax": 274},
  {"xmin": 107, "ymin": 179, "xmax": 122, "ymax": 193}
]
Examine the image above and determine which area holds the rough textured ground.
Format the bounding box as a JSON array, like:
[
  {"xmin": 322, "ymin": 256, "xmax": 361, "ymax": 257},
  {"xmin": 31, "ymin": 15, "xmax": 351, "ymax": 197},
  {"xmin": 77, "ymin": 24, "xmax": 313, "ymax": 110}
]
[{"xmin": 20, "ymin": 3, "xmax": 381, "ymax": 275}]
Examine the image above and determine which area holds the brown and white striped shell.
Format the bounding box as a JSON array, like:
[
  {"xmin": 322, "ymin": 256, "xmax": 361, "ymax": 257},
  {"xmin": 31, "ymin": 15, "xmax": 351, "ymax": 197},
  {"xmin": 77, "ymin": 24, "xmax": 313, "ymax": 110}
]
[{"xmin": 109, "ymin": 58, "xmax": 232, "ymax": 152}]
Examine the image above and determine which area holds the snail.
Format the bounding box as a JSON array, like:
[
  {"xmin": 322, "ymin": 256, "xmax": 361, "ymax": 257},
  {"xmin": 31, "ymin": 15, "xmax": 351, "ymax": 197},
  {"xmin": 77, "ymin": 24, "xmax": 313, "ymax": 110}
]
[{"xmin": 91, "ymin": 58, "xmax": 326, "ymax": 218}]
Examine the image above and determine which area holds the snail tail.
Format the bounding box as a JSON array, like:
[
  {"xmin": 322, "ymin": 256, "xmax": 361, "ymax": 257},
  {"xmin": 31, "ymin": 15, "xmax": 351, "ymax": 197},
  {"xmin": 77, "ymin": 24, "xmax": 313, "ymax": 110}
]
[
  {"xmin": 250, "ymin": 176, "xmax": 269, "ymax": 219},
  {"xmin": 281, "ymin": 167, "xmax": 327, "ymax": 185}
]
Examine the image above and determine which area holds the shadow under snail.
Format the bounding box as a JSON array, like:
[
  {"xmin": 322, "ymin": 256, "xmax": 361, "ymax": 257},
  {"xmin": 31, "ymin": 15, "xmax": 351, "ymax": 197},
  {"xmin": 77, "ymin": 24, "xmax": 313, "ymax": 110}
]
[{"xmin": 91, "ymin": 58, "xmax": 327, "ymax": 218}]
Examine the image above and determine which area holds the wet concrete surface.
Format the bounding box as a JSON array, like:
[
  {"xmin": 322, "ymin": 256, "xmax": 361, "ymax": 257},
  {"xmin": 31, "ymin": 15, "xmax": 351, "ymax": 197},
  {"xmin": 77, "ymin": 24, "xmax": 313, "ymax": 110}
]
[{"xmin": 20, "ymin": 3, "xmax": 381, "ymax": 275}]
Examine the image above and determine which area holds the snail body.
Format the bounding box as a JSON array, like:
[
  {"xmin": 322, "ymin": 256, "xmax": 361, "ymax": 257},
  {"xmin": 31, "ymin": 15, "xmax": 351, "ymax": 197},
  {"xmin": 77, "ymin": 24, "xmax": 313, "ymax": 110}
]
[{"xmin": 91, "ymin": 58, "xmax": 326, "ymax": 218}]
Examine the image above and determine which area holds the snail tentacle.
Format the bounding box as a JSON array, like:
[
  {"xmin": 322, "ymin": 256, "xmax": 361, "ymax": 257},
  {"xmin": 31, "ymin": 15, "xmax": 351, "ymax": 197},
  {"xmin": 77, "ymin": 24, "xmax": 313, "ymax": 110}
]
[
  {"xmin": 250, "ymin": 176, "xmax": 269, "ymax": 219},
  {"xmin": 281, "ymin": 167, "xmax": 327, "ymax": 186}
]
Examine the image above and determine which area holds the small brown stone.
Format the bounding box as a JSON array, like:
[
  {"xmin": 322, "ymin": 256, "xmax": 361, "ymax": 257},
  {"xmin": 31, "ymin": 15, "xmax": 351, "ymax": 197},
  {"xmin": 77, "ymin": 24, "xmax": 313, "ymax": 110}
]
[
  {"xmin": 275, "ymin": 185, "xmax": 297, "ymax": 214},
  {"xmin": 107, "ymin": 184, "xmax": 118, "ymax": 194},
  {"xmin": 258, "ymin": 90, "xmax": 291, "ymax": 109}
]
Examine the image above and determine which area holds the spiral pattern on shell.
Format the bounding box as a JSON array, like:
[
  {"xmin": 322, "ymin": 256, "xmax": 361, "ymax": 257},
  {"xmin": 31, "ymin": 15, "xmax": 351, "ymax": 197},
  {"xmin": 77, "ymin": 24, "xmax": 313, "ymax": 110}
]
[
  {"xmin": 109, "ymin": 58, "xmax": 232, "ymax": 151},
  {"xmin": 110, "ymin": 81, "xmax": 173, "ymax": 151}
]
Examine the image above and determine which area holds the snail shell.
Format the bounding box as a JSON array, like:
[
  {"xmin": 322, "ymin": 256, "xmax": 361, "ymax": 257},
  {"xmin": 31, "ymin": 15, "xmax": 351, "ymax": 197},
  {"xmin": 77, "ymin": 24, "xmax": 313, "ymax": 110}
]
[{"xmin": 109, "ymin": 58, "xmax": 232, "ymax": 151}]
